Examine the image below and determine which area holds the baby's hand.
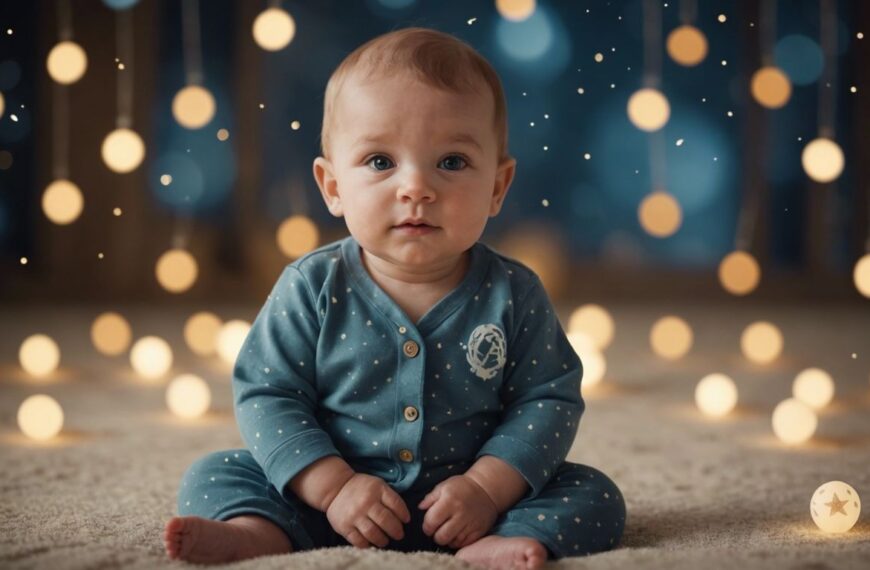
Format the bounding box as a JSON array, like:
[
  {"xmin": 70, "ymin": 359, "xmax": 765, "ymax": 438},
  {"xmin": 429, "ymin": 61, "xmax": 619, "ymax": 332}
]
[
  {"xmin": 418, "ymin": 475, "xmax": 498, "ymax": 549},
  {"xmin": 326, "ymin": 473, "xmax": 411, "ymax": 548}
]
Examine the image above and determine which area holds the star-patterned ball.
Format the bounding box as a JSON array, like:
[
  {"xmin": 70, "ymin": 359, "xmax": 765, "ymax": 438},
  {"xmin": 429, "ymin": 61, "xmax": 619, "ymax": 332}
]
[{"xmin": 810, "ymin": 481, "xmax": 861, "ymax": 533}]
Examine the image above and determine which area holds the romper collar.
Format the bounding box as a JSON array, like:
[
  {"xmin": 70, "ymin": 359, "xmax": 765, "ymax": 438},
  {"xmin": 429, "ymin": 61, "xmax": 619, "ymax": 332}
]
[{"xmin": 341, "ymin": 236, "xmax": 490, "ymax": 336}]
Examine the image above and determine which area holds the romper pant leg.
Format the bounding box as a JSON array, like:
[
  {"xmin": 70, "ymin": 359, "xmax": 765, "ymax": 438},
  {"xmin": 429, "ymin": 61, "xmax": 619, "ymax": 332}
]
[
  {"xmin": 491, "ymin": 462, "xmax": 626, "ymax": 559},
  {"xmin": 176, "ymin": 449, "xmax": 343, "ymax": 552}
]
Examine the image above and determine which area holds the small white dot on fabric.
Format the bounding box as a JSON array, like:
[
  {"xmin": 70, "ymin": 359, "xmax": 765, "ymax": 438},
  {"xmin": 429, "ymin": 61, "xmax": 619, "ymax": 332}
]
[
  {"xmin": 537, "ymin": 514, "xmax": 545, "ymax": 521},
  {"xmin": 255, "ymin": 432, "xmax": 260, "ymax": 438},
  {"xmin": 204, "ymin": 495, "xmax": 208, "ymax": 499},
  {"xmin": 331, "ymin": 297, "xmax": 337, "ymax": 303},
  {"xmin": 186, "ymin": 501, "xmax": 190, "ymax": 506},
  {"xmin": 224, "ymin": 458, "xmax": 229, "ymax": 463},
  {"xmin": 528, "ymin": 424, "xmax": 534, "ymax": 430},
  {"xmin": 210, "ymin": 477, "xmax": 216, "ymax": 481}
]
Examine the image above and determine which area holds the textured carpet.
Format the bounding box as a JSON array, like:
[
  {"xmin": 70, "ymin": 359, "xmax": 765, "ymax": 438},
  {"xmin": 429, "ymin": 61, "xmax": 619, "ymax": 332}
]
[{"xmin": 1, "ymin": 302, "xmax": 869, "ymax": 569}]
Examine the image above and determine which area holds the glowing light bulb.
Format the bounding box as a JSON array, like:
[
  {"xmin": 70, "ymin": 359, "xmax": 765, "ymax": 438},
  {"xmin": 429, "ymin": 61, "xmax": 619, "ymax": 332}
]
[
  {"xmin": 650, "ymin": 316, "xmax": 693, "ymax": 360},
  {"xmin": 276, "ymin": 215, "xmax": 319, "ymax": 258},
  {"xmin": 772, "ymin": 398, "xmax": 817, "ymax": 444},
  {"xmin": 17, "ymin": 395, "xmax": 64, "ymax": 441},
  {"xmin": 740, "ymin": 321, "xmax": 783, "ymax": 364},
  {"xmin": 567, "ymin": 332, "xmax": 606, "ymax": 389},
  {"xmin": 638, "ymin": 191, "xmax": 682, "ymax": 237},
  {"xmin": 792, "ymin": 368, "xmax": 834, "ymax": 409},
  {"xmin": 91, "ymin": 312, "xmax": 132, "ymax": 356},
  {"xmin": 130, "ymin": 336, "xmax": 173, "ymax": 380},
  {"xmin": 750, "ymin": 66, "xmax": 792, "ymax": 108},
  {"xmin": 19, "ymin": 334, "xmax": 60, "ymax": 377},
  {"xmin": 811, "ymin": 481, "xmax": 861, "ymax": 533},
  {"xmin": 155, "ymin": 249, "xmax": 198, "ymax": 293},
  {"xmin": 184, "ymin": 312, "xmax": 222, "ymax": 356},
  {"xmin": 217, "ymin": 320, "xmax": 251, "ymax": 365},
  {"xmin": 101, "ymin": 128, "xmax": 145, "ymax": 173},
  {"xmin": 666, "ymin": 25, "xmax": 708, "ymax": 66},
  {"xmin": 46, "ymin": 41, "xmax": 87, "ymax": 84},
  {"xmin": 42, "ymin": 179, "xmax": 84, "ymax": 225},
  {"xmin": 853, "ymin": 254, "xmax": 870, "ymax": 298},
  {"xmin": 495, "ymin": 0, "xmax": 536, "ymax": 21},
  {"xmin": 166, "ymin": 374, "xmax": 211, "ymax": 419},
  {"xmin": 172, "ymin": 85, "xmax": 216, "ymax": 129},
  {"xmin": 627, "ymin": 88, "xmax": 670, "ymax": 131},
  {"xmin": 568, "ymin": 304, "xmax": 614, "ymax": 350},
  {"xmin": 252, "ymin": 7, "xmax": 296, "ymax": 51},
  {"xmin": 718, "ymin": 251, "xmax": 760, "ymax": 295},
  {"xmin": 802, "ymin": 138, "xmax": 844, "ymax": 183},
  {"xmin": 695, "ymin": 373, "xmax": 738, "ymax": 417}
]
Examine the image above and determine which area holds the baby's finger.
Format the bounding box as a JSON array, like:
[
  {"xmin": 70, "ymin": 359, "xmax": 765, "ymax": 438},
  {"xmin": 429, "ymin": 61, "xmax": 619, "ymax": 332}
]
[
  {"xmin": 448, "ymin": 524, "xmax": 470, "ymax": 549},
  {"xmin": 357, "ymin": 517, "xmax": 390, "ymax": 548},
  {"xmin": 433, "ymin": 516, "xmax": 463, "ymax": 546},
  {"xmin": 381, "ymin": 488, "xmax": 411, "ymax": 523},
  {"xmin": 370, "ymin": 503, "xmax": 405, "ymax": 541},
  {"xmin": 421, "ymin": 503, "xmax": 450, "ymax": 536},
  {"xmin": 344, "ymin": 528, "xmax": 370, "ymax": 549}
]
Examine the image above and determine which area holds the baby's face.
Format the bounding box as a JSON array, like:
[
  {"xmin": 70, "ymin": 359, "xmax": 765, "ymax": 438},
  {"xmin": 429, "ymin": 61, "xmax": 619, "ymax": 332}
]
[{"xmin": 314, "ymin": 72, "xmax": 515, "ymax": 277}]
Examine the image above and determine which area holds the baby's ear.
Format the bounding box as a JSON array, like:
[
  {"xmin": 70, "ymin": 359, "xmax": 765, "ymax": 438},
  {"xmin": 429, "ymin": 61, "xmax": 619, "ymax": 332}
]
[
  {"xmin": 313, "ymin": 156, "xmax": 343, "ymax": 217},
  {"xmin": 489, "ymin": 157, "xmax": 516, "ymax": 216}
]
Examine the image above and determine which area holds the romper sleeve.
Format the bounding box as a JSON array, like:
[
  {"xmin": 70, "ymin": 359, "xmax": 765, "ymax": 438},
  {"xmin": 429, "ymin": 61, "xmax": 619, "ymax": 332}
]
[
  {"xmin": 474, "ymin": 275, "xmax": 584, "ymax": 499},
  {"xmin": 232, "ymin": 265, "xmax": 341, "ymax": 498}
]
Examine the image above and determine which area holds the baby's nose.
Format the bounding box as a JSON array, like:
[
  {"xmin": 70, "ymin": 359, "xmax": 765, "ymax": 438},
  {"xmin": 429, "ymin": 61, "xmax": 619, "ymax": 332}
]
[{"xmin": 396, "ymin": 169, "xmax": 436, "ymax": 202}]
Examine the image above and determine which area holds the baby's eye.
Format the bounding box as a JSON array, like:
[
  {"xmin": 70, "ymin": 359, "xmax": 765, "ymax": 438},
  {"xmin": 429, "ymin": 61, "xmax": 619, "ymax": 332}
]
[
  {"xmin": 439, "ymin": 155, "xmax": 467, "ymax": 171},
  {"xmin": 367, "ymin": 155, "xmax": 394, "ymax": 171}
]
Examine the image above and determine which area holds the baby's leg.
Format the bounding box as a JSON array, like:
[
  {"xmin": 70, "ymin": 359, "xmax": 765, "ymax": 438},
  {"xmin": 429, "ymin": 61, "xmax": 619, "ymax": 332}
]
[
  {"xmin": 164, "ymin": 514, "xmax": 291, "ymax": 563},
  {"xmin": 165, "ymin": 449, "xmax": 320, "ymax": 563},
  {"xmin": 460, "ymin": 462, "xmax": 625, "ymax": 564}
]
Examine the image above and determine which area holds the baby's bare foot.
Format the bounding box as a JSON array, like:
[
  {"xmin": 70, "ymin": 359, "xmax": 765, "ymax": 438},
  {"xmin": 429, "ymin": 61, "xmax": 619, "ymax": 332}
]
[
  {"xmin": 163, "ymin": 515, "xmax": 292, "ymax": 564},
  {"xmin": 455, "ymin": 535, "xmax": 547, "ymax": 570}
]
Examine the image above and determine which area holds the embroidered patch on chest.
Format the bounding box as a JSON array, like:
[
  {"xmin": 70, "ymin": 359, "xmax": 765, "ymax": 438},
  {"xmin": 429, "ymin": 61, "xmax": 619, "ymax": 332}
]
[{"xmin": 465, "ymin": 324, "xmax": 507, "ymax": 380}]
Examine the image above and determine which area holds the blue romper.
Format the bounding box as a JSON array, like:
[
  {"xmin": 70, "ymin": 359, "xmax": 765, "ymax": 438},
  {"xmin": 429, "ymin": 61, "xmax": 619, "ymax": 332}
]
[{"xmin": 177, "ymin": 236, "xmax": 626, "ymax": 558}]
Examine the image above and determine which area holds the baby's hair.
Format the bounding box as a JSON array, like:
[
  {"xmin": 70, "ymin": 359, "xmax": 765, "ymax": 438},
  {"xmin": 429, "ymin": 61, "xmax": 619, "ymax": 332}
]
[{"xmin": 320, "ymin": 27, "xmax": 509, "ymax": 162}]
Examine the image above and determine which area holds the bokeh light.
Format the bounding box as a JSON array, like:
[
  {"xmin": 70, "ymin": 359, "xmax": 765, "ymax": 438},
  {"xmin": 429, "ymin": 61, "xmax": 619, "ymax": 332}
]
[
  {"xmin": 46, "ymin": 41, "xmax": 87, "ymax": 84},
  {"xmin": 101, "ymin": 128, "xmax": 145, "ymax": 173},
  {"xmin": 91, "ymin": 312, "xmax": 132, "ymax": 356},
  {"xmin": 718, "ymin": 251, "xmax": 761, "ymax": 296},
  {"xmin": 650, "ymin": 316, "xmax": 693, "ymax": 360},
  {"xmin": 217, "ymin": 320, "xmax": 251, "ymax": 365},
  {"xmin": 252, "ymin": 7, "xmax": 296, "ymax": 51},
  {"xmin": 854, "ymin": 254, "xmax": 870, "ymax": 298},
  {"xmin": 801, "ymin": 138, "xmax": 844, "ymax": 183},
  {"xmin": 155, "ymin": 249, "xmax": 198, "ymax": 293},
  {"xmin": 567, "ymin": 332, "xmax": 606, "ymax": 389},
  {"xmin": 772, "ymin": 397, "xmax": 817, "ymax": 444},
  {"xmin": 666, "ymin": 25, "xmax": 708, "ymax": 66},
  {"xmin": 102, "ymin": 0, "xmax": 140, "ymax": 9},
  {"xmin": 42, "ymin": 179, "xmax": 84, "ymax": 225},
  {"xmin": 496, "ymin": 0, "xmax": 536, "ymax": 22},
  {"xmin": 750, "ymin": 66, "xmax": 792, "ymax": 108},
  {"xmin": 638, "ymin": 191, "xmax": 682, "ymax": 237},
  {"xmin": 627, "ymin": 88, "xmax": 670, "ymax": 132},
  {"xmin": 172, "ymin": 85, "xmax": 216, "ymax": 129},
  {"xmin": 130, "ymin": 336, "xmax": 173, "ymax": 380},
  {"xmin": 17, "ymin": 395, "xmax": 64, "ymax": 441},
  {"xmin": 695, "ymin": 373, "xmax": 738, "ymax": 417},
  {"xmin": 0, "ymin": 91, "xmax": 4, "ymax": 118},
  {"xmin": 166, "ymin": 374, "xmax": 211, "ymax": 419},
  {"xmin": 19, "ymin": 334, "xmax": 61, "ymax": 377},
  {"xmin": 184, "ymin": 312, "xmax": 222, "ymax": 356},
  {"xmin": 740, "ymin": 321, "xmax": 783, "ymax": 364},
  {"xmin": 811, "ymin": 481, "xmax": 861, "ymax": 533},
  {"xmin": 277, "ymin": 215, "xmax": 319, "ymax": 259},
  {"xmin": 775, "ymin": 34, "xmax": 824, "ymax": 86},
  {"xmin": 568, "ymin": 304, "xmax": 614, "ymax": 350},
  {"xmin": 792, "ymin": 367, "xmax": 835, "ymax": 409}
]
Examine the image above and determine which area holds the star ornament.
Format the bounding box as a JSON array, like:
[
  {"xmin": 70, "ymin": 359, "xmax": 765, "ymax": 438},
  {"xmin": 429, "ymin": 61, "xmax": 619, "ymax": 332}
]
[{"xmin": 810, "ymin": 481, "xmax": 861, "ymax": 533}]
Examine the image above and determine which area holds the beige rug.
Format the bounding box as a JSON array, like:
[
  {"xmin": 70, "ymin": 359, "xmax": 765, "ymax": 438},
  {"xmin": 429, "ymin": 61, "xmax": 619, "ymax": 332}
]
[{"xmin": 1, "ymin": 302, "xmax": 869, "ymax": 569}]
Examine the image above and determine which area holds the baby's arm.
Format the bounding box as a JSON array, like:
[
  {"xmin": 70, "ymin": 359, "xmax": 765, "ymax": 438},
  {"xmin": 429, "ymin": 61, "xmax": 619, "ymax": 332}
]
[
  {"xmin": 421, "ymin": 276, "xmax": 582, "ymax": 547},
  {"xmin": 233, "ymin": 266, "xmax": 409, "ymax": 548}
]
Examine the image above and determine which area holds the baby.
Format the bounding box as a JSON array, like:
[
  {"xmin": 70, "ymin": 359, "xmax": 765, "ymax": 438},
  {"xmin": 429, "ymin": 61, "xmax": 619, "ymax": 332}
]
[{"xmin": 164, "ymin": 27, "xmax": 625, "ymax": 569}]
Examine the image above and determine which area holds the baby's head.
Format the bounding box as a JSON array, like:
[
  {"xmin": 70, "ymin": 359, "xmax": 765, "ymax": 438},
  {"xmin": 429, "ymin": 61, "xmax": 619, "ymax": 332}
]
[{"xmin": 313, "ymin": 28, "xmax": 516, "ymax": 276}]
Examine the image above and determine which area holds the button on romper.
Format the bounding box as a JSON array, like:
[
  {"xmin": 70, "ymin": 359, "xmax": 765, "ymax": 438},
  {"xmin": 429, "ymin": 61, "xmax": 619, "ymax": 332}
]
[{"xmin": 176, "ymin": 237, "xmax": 626, "ymax": 558}]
